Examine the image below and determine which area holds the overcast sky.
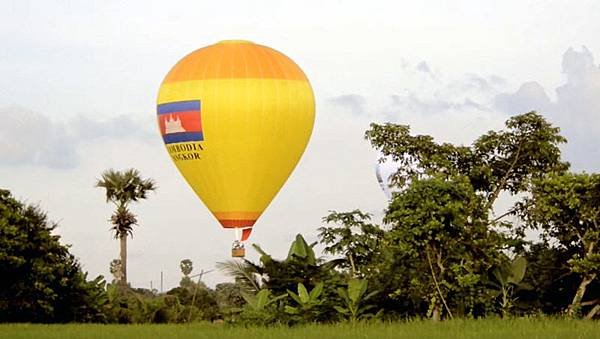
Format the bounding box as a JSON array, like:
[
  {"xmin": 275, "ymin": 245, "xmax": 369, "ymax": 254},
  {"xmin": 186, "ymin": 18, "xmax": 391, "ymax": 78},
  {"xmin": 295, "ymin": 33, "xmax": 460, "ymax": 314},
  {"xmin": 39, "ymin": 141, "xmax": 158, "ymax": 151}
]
[{"xmin": 2, "ymin": 0, "xmax": 600, "ymax": 289}]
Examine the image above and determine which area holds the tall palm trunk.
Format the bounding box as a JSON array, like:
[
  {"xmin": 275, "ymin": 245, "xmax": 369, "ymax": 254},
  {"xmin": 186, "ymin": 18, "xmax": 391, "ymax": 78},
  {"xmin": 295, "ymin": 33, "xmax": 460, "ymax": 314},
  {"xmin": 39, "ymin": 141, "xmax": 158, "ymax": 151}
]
[{"xmin": 120, "ymin": 234, "xmax": 127, "ymax": 285}]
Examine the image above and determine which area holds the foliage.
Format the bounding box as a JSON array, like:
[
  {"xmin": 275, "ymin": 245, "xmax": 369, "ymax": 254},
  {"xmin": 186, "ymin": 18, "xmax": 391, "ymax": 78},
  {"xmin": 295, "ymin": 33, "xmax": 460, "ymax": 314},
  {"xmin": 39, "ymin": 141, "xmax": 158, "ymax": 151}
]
[
  {"xmin": 216, "ymin": 260, "xmax": 262, "ymax": 294},
  {"xmin": 319, "ymin": 210, "xmax": 384, "ymax": 276},
  {"xmin": 166, "ymin": 281, "xmax": 219, "ymax": 322},
  {"xmin": 241, "ymin": 289, "xmax": 287, "ymax": 311},
  {"xmin": 521, "ymin": 172, "xmax": 600, "ymax": 317},
  {"xmin": 381, "ymin": 175, "xmax": 502, "ymax": 319},
  {"xmin": 249, "ymin": 234, "xmax": 340, "ymax": 296},
  {"xmin": 334, "ymin": 278, "xmax": 378, "ymax": 322},
  {"xmin": 95, "ymin": 169, "xmax": 157, "ymax": 209},
  {"xmin": 517, "ymin": 243, "xmax": 583, "ymax": 315},
  {"xmin": 0, "ymin": 189, "xmax": 108, "ymax": 323},
  {"xmin": 215, "ymin": 282, "xmax": 246, "ymax": 318},
  {"xmin": 488, "ymin": 256, "xmax": 528, "ymax": 317},
  {"xmin": 365, "ymin": 111, "xmax": 568, "ymax": 214},
  {"xmin": 285, "ymin": 234, "xmax": 317, "ymax": 264},
  {"xmin": 351, "ymin": 112, "xmax": 570, "ymax": 319},
  {"xmin": 284, "ymin": 282, "xmax": 325, "ymax": 323},
  {"xmin": 221, "ymin": 234, "xmax": 345, "ymax": 325},
  {"xmin": 180, "ymin": 259, "xmax": 193, "ymax": 276},
  {"xmin": 235, "ymin": 289, "xmax": 287, "ymax": 326}
]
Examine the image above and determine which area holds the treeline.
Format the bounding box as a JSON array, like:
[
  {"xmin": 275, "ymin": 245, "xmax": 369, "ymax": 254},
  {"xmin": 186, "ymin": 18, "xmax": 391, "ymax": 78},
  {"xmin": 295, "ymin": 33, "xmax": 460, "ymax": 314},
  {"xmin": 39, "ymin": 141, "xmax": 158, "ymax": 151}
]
[{"xmin": 0, "ymin": 111, "xmax": 598, "ymax": 324}]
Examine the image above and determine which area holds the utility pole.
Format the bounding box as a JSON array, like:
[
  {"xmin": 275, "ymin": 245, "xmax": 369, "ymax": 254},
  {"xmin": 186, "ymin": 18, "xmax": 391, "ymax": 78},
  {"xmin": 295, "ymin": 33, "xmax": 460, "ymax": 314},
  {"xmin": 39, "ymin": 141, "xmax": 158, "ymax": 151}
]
[
  {"xmin": 160, "ymin": 271, "xmax": 164, "ymax": 293},
  {"xmin": 188, "ymin": 268, "xmax": 215, "ymax": 322}
]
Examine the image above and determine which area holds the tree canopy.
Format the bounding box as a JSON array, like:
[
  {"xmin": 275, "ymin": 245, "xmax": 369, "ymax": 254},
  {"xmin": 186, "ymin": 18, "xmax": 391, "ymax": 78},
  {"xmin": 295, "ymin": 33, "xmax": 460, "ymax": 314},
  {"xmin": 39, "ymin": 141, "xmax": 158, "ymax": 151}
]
[{"xmin": 0, "ymin": 189, "xmax": 107, "ymax": 322}]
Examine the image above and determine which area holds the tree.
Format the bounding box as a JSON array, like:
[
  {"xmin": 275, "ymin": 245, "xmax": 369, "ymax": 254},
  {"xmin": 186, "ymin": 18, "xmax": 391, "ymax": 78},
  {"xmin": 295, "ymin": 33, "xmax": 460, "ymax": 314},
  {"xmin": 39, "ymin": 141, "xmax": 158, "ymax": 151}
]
[
  {"xmin": 96, "ymin": 168, "xmax": 156, "ymax": 285},
  {"xmin": 358, "ymin": 112, "xmax": 569, "ymax": 319},
  {"xmin": 383, "ymin": 175, "xmax": 504, "ymax": 319},
  {"xmin": 166, "ymin": 281, "xmax": 219, "ymax": 322},
  {"xmin": 318, "ymin": 210, "xmax": 384, "ymax": 277},
  {"xmin": 0, "ymin": 189, "xmax": 108, "ymax": 322},
  {"xmin": 365, "ymin": 111, "xmax": 568, "ymax": 219},
  {"xmin": 180, "ymin": 259, "xmax": 193, "ymax": 287},
  {"xmin": 215, "ymin": 282, "xmax": 245, "ymax": 313},
  {"xmin": 521, "ymin": 172, "xmax": 600, "ymax": 318},
  {"xmin": 518, "ymin": 243, "xmax": 582, "ymax": 315}
]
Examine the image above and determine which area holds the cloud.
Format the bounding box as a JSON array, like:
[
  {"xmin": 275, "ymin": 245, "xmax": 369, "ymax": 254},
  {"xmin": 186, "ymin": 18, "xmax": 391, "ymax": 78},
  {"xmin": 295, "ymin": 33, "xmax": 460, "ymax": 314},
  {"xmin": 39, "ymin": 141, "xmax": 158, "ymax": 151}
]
[
  {"xmin": 329, "ymin": 47, "xmax": 600, "ymax": 172},
  {"xmin": 416, "ymin": 61, "xmax": 434, "ymax": 77},
  {"xmin": 327, "ymin": 95, "xmax": 367, "ymax": 116},
  {"xmin": 492, "ymin": 46, "xmax": 600, "ymax": 170},
  {"xmin": 494, "ymin": 81, "xmax": 551, "ymax": 114},
  {"xmin": 0, "ymin": 106, "xmax": 155, "ymax": 169},
  {"xmin": 553, "ymin": 47, "xmax": 600, "ymax": 170}
]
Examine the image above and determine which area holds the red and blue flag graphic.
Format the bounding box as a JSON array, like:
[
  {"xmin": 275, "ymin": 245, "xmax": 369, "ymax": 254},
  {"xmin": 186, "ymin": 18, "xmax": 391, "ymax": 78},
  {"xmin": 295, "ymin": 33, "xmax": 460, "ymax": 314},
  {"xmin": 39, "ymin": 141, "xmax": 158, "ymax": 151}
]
[{"xmin": 157, "ymin": 100, "xmax": 203, "ymax": 144}]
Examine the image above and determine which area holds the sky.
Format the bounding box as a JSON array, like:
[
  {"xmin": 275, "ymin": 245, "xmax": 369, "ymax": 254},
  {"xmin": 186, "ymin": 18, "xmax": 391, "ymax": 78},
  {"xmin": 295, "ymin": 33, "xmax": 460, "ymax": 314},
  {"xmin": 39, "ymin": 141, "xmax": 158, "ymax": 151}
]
[{"xmin": 1, "ymin": 0, "xmax": 600, "ymax": 289}]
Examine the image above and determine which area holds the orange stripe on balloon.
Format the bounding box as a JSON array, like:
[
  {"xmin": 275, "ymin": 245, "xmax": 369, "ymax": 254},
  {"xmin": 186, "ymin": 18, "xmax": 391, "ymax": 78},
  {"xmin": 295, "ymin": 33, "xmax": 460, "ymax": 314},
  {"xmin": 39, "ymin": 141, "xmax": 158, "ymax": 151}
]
[
  {"xmin": 219, "ymin": 219, "xmax": 257, "ymax": 228},
  {"xmin": 163, "ymin": 41, "xmax": 307, "ymax": 82},
  {"xmin": 213, "ymin": 211, "xmax": 262, "ymax": 219}
]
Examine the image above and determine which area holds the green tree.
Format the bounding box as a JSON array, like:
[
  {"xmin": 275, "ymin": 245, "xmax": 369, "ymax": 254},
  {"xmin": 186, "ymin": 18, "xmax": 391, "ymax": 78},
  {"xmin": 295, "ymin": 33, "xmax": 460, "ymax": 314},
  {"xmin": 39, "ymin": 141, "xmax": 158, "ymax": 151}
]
[
  {"xmin": 215, "ymin": 282, "xmax": 245, "ymax": 315},
  {"xmin": 96, "ymin": 168, "xmax": 156, "ymax": 285},
  {"xmin": 365, "ymin": 111, "xmax": 568, "ymax": 219},
  {"xmin": 0, "ymin": 189, "xmax": 108, "ymax": 322},
  {"xmin": 166, "ymin": 281, "xmax": 219, "ymax": 322},
  {"xmin": 518, "ymin": 243, "xmax": 582, "ymax": 315},
  {"xmin": 521, "ymin": 172, "xmax": 600, "ymax": 318},
  {"xmin": 319, "ymin": 210, "xmax": 384, "ymax": 277},
  {"xmin": 383, "ymin": 175, "xmax": 503, "ymax": 319},
  {"xmin": 358, "ymin": 112, "xmax": 569, "ymax": 319}
]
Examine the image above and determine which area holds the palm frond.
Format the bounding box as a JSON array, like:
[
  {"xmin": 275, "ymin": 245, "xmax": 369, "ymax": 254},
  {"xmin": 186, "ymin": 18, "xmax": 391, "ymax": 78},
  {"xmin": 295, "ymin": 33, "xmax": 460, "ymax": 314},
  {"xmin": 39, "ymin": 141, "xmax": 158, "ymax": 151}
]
[
  {"xmin": 95, "ymin": 168, "xmax": 156, "ymax": 207},
  {"xmin": 216, "ymin": 260, "xmax": 262, "ymax": 293},
  {"xmin": 110, "ymin": 205, "xmax": 137, "ymax": 238}
]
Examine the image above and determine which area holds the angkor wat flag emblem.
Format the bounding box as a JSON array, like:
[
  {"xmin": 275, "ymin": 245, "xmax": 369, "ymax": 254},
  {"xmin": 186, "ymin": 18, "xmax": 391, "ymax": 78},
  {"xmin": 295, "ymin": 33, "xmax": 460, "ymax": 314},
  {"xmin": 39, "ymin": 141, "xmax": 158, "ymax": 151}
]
[{"xmin": 157, "ymin": 100, "xmax": 203, "ymax": 144}]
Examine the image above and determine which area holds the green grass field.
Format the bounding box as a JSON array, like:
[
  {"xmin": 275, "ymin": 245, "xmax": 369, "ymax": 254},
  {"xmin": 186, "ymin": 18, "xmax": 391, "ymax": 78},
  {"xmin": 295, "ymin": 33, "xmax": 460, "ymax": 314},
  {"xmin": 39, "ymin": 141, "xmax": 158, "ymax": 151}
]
[{"xmin": 0, "ymin": 318, "xmax": 598, "ymax": 339}]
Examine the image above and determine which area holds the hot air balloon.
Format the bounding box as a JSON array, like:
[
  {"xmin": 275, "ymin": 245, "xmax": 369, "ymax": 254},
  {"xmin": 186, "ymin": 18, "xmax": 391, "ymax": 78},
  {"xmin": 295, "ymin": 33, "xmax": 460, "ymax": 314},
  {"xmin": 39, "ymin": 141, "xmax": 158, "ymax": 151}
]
[
  {"xmin": 156, "ymin": 40, "xmax": 315, "ymax": 257},
  {"xmin": 375, "ymin": 154, "xmax": 401, "ymax": 200}
]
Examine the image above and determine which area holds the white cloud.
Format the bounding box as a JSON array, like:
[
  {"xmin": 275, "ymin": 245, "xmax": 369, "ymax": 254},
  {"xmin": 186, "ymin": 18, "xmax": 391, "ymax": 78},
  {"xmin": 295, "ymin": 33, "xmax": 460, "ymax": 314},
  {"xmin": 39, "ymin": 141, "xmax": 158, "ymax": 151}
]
[
  {"xmin": 492, "ymin": 47, "xmax": 600, "ymax": 171},
  {"xmin": 494, "ymin": 81, "xmax": 551, "ymax": 114},
  {"xmin": 0, "ymin": 106, "xmax": 154, "ymax": 169},
  {"xmin": 327, "ymin": 95, "xmax": 367, "ymax": 116}
]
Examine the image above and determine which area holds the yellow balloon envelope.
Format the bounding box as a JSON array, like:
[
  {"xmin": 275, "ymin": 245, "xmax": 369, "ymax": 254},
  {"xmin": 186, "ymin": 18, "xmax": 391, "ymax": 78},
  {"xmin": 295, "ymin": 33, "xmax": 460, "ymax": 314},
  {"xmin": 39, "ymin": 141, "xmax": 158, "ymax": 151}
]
[{"xmin": 156, "ymin": 40, "xmax": 315, "ymax": 242}]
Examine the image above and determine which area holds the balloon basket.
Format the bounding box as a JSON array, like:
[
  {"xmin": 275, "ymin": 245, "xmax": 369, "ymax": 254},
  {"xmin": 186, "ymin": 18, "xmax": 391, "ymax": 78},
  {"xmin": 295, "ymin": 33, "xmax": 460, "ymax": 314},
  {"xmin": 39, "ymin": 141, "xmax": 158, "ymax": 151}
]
[{"xmin": 231, "ymin": 248, "xmax": 246, "ymax": 257}]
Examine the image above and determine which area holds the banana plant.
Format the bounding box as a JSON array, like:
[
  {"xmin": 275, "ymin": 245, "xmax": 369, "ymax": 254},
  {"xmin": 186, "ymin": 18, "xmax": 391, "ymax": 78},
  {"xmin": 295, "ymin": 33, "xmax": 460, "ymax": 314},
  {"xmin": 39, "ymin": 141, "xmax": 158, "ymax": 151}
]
[
  {"xmin": 489, "ymin": 256, "xmax": 527, "ymax": 317},
  {"xmin": 334, "ymin": 278, "xmax": 378, "ymax": 322},
  {"xmin": 284, "ymin": 282, "xmax": 324, "ymax": 315},
  {"xmin": 240, "ymin": 289, "xmax": 287, "ymax": 311},
  {"xmin": 286, "ymin": 234, "xmax": 317, "ymax": 265}
]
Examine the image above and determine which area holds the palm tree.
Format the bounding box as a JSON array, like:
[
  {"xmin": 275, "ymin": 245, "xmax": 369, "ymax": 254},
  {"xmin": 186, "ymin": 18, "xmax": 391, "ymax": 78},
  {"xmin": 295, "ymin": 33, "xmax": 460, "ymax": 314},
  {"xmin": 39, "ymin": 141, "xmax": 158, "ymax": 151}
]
[{"xmin": 96, "ymin": 168, "xmax": 156, "ymax": 285}]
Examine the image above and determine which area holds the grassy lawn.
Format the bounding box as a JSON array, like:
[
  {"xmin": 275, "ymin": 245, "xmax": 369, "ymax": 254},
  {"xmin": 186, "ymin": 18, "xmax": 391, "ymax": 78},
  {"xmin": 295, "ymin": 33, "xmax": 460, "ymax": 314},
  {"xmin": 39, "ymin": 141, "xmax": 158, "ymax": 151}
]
[{"xmin": 0, "ymin": 318, "xmax": 598, "ymax": 339}]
